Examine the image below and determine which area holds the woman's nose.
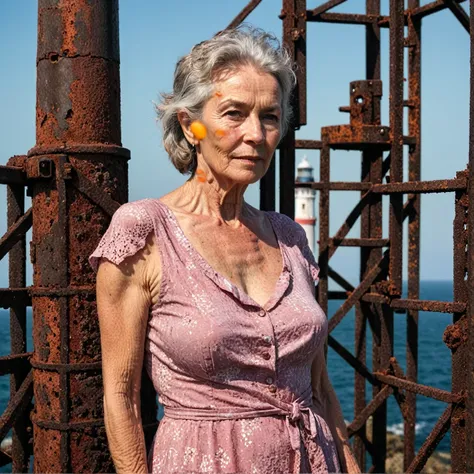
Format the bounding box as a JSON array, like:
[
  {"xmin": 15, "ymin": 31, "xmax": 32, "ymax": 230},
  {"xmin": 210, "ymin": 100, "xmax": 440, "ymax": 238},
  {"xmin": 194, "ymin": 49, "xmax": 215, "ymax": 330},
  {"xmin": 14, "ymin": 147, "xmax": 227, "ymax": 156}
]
[{"xmin": 243, "ymin": 115, "xmax": 265, "ymax": 145}]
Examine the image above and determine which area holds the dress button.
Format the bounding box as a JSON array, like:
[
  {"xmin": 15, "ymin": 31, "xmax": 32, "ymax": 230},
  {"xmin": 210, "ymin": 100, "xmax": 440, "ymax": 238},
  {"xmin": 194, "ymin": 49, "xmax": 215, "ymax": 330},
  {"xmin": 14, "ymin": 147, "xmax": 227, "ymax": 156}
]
[
  {"xmin": 265, "ymin": 377, "xmax": 274, "ymax": 385},
  {"xmin": 262, "ymin": 353, "xmax": 271, "ymax": 360},
  {"xmin": 263, "ymin": 335, "xmax": 272, "ymax": 344},
  {"xmin": 258, "ymin": 309, "xmax": 266, "ymax": 317}
]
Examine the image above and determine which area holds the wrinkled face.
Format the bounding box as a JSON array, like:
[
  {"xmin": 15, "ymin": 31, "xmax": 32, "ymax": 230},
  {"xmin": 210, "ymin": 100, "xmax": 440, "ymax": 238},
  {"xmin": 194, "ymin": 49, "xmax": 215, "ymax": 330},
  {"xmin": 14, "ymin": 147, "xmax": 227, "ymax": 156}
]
[{"xmin": 197, "ymin": 65, "xmax": 282, "ymax": 185}]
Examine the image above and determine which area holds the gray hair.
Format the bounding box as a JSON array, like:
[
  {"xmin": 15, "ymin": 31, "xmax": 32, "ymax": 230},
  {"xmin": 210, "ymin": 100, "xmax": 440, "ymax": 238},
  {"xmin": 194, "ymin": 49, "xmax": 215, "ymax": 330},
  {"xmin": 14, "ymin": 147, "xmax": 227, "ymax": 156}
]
[{"xmin": 156, "ymin": 25, "xmax": 296, "ymax": 175}]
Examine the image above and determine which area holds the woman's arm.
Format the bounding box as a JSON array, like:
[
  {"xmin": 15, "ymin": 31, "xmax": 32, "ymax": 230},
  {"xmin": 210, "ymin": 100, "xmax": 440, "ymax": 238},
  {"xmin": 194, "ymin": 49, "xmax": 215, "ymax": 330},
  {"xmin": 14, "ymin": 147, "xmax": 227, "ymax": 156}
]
[
  {"xmin": 96, "ymin": 235, "xmax": 160, "ymax": 473},
  {"xmin": 311, "ymin": 345, "xmax": 361, "ymax": 473}
]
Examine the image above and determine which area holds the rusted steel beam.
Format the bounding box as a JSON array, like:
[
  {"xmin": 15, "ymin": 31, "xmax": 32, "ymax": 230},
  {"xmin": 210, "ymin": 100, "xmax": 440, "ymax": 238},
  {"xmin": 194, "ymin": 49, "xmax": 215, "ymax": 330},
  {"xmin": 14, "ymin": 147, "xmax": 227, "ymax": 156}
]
[
  {"xmin": 466, "ymin": 2, "xmax": 474, "ymax": 469},
  {"xmin": 411, "ymin": 0, "xmax": 467, "ymax": 20},
  {"xmin": 0, "ymin": 371, "xmax": 33, "ymax": 444},
  {"xmin": 328, "ymin": 251, "xmax": 389, "ymax": 333},
  {"xmin": 405, "ymin": 3, "xmax": 421, "ymax": 467},
  {"xmin": 260, "ymin": 154, "xmax": 276, "ymax": 211},
  {"xmin": 226, "ymin": 0, "xmax": 262, "ymax": 30},
  {"xmin": 388, "ymin": 0, "xmax": 404, "ymax": 295},
  {"xmin": 390, "ymin": 298, "xmax": 466, "ymax": 313},
  {"xmin": 307, "ymin": 182, "xmax": 373, "ymax": 191},
  {"xmin": 294, "ymin": 139, "xmax": 323, "ymax": 149},
  {"xmin": 330, "ymin": 238, "xmax": 389, "ymax": 247},
  {"xmin": 327, "ymin": 335, "xmax": 378, "ymax": 385},
  {"xmin": 372, "ymin": 178, "xmax": 467, "ymax": 194},
  {"xmin": 360, "ymin": 293, "xmax": 467, "ymax": 315},
  {"xmin": 374, "ymin": 373, "xmax": 463, "ymax": 403},
  {"xmin": 442, "ymin": 0, "xmax": 470, "ymax": 32},
  {"xmin": 0, "ymin": 165, "xmax": 26, "ymax": 186},
  {"xmin": 452, "ymin": 179, "xmax": 469, "ymax": 471},
  {"xmin": 318, "ymin": 144, "xmax": 330, "ymax": 315},
  {"xmin": 0, "ymin": 209, "xmax": 32, "ymax": 261},
  {"xmin": 406, "ymin": 404, "xmax": 454, "ymax": 473},
  {"xmin": 0, "ymin": 353, "xmax": 31, "ymax": 377},
  {"xmin": 347, "ymin": 385, "xmax": 393, "ymax": 437},
  {"xmin": 309, "ymin": 0, "xmax": 347, "ymax": 16},
  {"xmin": 306, "ymin": 12, "xmax": 376, "ymax": 24},
  {"xmin": 280, "ymin": 0, "xmax": 306, "ymax": 219},
  {"xmin": 361, "ymin": 6, "xmax": 384, "ymax": 466},
  {"xmin": 282, "ymin": 0, "xmax": 307, "ymax": 126}
]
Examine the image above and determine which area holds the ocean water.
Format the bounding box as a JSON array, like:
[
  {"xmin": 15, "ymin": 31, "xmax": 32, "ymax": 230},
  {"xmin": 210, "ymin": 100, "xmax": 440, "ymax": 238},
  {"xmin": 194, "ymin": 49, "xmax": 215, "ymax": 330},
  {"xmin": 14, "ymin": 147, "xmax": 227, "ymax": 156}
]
[
  {"xmin": 0, "ymin": 280, "xmax": 454, "ymax": 469},
  {"xmin": 328, "ymin": 280, "xmax": 454, "ymax": 454}
]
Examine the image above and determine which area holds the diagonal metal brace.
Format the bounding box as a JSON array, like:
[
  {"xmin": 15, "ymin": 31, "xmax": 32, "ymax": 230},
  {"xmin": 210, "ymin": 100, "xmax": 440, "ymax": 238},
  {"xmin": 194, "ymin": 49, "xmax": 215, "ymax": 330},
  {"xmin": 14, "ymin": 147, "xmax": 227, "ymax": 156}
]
[
  {"xmin": 442, "ymin": 0, "xmax": 470, "ymax": 32},
  {"xmin": 0, "ymin": 209, "xmax": 32, "ymax": 261}
]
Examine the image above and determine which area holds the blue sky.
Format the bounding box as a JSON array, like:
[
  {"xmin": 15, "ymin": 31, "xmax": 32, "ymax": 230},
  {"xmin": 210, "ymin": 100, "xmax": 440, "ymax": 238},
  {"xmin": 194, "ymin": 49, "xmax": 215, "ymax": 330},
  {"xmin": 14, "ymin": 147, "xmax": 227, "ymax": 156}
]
[{"xmin": 0, "ymin": 0, "xmax": 470, "ymax": 285}]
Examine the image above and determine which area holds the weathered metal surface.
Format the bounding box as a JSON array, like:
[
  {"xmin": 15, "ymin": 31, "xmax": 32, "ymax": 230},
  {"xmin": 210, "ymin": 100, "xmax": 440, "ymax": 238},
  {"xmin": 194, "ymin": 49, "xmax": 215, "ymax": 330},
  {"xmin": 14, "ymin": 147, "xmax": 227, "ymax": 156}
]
[
  {"xmin": 466, "ymin": 2, "xmax": 474, "ymax": 470},
  {"xmin": 30, "ymin": 0, "xmax": 137, "ymax": 471},
  {"xmin": 286, "ymin": 0, "xmax": 472, "ymax": 471},
  {"xmin": 0, "ymin": 210, "xmax": 33, "ymax": 261},
  {"xmin": 6, "ymin": 155, "xmax": 30, "ymax": 472},
  {"xmin": 0, "ymin": 165, "xmax": 27, "ymax": 186}
]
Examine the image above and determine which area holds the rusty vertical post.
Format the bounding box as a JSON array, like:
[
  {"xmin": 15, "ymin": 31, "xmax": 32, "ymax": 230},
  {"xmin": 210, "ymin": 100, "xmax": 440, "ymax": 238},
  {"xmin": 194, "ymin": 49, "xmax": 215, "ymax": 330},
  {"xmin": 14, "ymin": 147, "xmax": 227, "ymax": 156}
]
[
  {"xmin": 29, "ymin": 1, "xmax": 135, "ymax": 471},
  {"xmin": 452, "ymin": 173, "xmax": 468, "ymax": 473},
  {"xmin": 466, "ymin": 1, "xmax": 474, "ymax": 470},
  {"xmin": 7, "ymin": 155, "xmax": 30, "ymax": 472},
  {"xmin": 280, "ymin": 0, "xmax": 306, "ymax": 219},
  {"xmin": 388, "ymin": 0, "xmax": 404, "ymax": 292},
  {"xmin": 363, "ymin": 2, "xmax": 385, "ymax": 471},
  {"xmin": 318, "ymin": 142, "xmax": 330, "ymax": 317},
  {"xmin": 405, "ymin": 1, "xmax": 421, "ymax": 469},
  {"xmin": 260, "ymin": 155, "xmax": 276, "ymax": 211}
]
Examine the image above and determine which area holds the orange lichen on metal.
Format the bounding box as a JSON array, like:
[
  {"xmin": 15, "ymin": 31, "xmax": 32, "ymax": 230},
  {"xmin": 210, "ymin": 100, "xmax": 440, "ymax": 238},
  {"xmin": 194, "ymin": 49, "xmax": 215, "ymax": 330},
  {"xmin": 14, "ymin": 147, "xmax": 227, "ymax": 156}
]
[
  {"xmin": 215, "ymin": 91, "xmax": 223, "ymax": 97},
  {"xmin": 215, "ymin": 129, "xmax": 226, "ymax": 137},
  {"xmin": 190, "ymin": 121, "xmax": 207, "ymax": 140},
  {"xmin": 197, "ymin": 176, "xmax": 206, "ymax": 183},
  {"xmin": 196, "ymin": 168, "xmax": 205, "ymax": 176}
]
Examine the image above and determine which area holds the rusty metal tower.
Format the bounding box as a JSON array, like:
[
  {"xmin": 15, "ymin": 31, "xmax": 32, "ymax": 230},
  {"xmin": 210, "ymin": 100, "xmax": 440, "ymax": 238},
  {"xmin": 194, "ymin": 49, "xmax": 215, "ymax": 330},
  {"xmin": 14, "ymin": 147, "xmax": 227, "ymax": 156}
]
[{"xmin": 0, "ymin": 0, "xmax": 473, "ymax": 472}]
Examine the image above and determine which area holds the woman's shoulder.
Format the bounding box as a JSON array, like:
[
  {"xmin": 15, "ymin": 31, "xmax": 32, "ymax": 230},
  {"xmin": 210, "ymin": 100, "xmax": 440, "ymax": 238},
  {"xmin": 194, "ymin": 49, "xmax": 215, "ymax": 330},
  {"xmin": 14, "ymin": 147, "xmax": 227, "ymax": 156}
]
[
  {"xmin": 264, "ymin": 210, "xmax": 306, "ymax": 247},
  {"xmin": 89, "ymin": 199, "xmax": 158, "ymax": 272},
  {"xmin": 111, "ymin": 198, "xmax": 158, "ymax": 226}
]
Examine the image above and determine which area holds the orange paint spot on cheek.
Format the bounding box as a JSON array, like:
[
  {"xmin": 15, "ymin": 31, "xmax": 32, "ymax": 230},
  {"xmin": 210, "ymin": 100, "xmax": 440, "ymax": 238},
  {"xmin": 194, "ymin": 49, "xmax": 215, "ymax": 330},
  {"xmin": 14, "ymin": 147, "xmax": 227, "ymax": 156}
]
[
  {"xmin": 190, "ymin": 121, "xmax": 207, "ymax": 140},
  {"xmin": 215, "ymin": 91, "xmax": 222, "ymax": 97},
  {"xmin": 196, "ymin": 169, "xmax": 205, "ymax": 176},
  {"xmin": 197, "ymin": 176, "xmax": 206, "ymax": 183},
  {"xmin": 215, "ymin": 129, "xmax": 226, "ymax": 137}
]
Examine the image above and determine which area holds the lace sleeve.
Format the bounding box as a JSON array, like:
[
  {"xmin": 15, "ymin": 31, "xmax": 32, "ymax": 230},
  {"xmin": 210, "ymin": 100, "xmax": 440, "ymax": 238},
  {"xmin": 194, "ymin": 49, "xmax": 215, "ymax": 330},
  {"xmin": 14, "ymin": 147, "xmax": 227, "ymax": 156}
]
[{"xmin": 88, "ymin": 202, "xmax": 154, "ymax": 272}]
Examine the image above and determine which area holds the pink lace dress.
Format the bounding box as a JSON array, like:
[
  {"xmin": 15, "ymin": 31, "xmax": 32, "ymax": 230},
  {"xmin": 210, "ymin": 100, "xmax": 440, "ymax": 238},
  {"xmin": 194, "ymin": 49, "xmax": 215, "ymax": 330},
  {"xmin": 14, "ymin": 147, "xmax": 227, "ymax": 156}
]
[{"xmin": 89, "ymin": 199, "xmax": 341, "ymax": 474}]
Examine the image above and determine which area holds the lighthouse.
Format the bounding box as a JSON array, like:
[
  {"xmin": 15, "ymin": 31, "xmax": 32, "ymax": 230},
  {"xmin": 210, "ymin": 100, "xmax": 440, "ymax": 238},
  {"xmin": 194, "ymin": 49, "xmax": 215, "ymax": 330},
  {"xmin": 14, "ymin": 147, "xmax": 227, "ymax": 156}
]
[{"xmin": 295, "ymin": 156, "xmax": 316, "ymax": 254}]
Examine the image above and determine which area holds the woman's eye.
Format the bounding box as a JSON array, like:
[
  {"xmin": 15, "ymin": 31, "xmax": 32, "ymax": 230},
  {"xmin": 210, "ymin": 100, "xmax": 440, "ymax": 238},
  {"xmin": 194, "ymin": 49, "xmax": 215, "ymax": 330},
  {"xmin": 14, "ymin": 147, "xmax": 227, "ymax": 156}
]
[
  {"xmin": 225, "ymin": 110, "xmax": 243, "ymax": 118},
  {"xmin": 264, "ymin": 114, "xmax": 280, "ymax": 122}
]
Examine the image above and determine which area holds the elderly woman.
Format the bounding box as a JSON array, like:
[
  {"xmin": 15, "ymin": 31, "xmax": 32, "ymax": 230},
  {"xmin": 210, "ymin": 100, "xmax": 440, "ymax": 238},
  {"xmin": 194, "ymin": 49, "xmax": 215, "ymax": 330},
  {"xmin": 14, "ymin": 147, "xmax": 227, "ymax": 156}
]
[{"xmin": 90, "ymin": 27, "xmax": 359, "ymax": 474}]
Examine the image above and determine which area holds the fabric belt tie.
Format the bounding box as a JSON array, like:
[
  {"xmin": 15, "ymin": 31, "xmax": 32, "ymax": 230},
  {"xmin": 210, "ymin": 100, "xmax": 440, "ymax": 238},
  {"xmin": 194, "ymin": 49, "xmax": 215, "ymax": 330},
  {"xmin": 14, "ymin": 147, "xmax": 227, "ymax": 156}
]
[
  {"xmin": 163, "ymin": 387, "xmax": 318, "ymax": 453},
  {"xmin": 286, "ymin": 399, "xmax": 318, "ymax": 451}
]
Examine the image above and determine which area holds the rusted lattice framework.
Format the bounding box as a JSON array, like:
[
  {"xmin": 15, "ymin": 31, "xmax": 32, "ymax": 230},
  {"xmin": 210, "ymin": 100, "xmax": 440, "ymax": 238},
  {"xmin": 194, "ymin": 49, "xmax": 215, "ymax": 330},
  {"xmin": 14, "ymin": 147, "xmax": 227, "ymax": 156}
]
[
  {"xmin": 256, "ymin": 0, "xmax": 472, "ymax": 472},
  {"xmin": 0, "ymin": 0, "xmax": 473, "ymax": 472},
  {"xmin": 231, "ymin": 0, "xmax": 473, "ymax": 472}
]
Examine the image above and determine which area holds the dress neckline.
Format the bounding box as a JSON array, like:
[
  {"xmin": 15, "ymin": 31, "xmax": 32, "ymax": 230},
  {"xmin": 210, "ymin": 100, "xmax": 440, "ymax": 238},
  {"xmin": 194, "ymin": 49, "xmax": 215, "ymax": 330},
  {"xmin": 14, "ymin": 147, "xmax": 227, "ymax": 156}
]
[{"xmin": 155, "ymin": 199, "xmax": 291, "ymax": 310}]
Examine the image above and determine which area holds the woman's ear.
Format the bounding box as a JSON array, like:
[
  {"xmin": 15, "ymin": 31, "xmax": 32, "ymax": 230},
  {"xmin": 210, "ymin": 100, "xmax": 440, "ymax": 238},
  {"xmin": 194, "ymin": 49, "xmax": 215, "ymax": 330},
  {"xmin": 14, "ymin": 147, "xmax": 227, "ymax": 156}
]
[{"xmin": 177, "ymin": 110, "xmax": 196, "ymax": 146}]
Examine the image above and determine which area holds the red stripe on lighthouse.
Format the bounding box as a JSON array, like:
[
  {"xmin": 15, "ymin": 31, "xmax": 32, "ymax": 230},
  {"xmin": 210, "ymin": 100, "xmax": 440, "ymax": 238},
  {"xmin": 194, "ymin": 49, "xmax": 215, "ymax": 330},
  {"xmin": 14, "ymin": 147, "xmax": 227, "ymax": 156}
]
[{"xmin": 296, "ymin": 218, "xmax": 316, "ymax": 225}]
